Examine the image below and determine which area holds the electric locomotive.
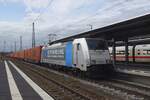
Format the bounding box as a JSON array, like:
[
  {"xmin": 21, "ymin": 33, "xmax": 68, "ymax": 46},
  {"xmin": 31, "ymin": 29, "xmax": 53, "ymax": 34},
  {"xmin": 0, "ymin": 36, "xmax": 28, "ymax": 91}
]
[{"xmin": 41, "ymin": 38, "xmax": 113, "ymax": 76}]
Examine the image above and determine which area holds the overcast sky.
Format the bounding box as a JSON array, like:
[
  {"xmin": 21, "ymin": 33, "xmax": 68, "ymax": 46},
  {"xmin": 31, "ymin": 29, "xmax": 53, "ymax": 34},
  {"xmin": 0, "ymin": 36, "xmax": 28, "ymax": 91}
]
[{"xmin": 0, "ymin": 0, "xmax": 150, "ymax": 52}]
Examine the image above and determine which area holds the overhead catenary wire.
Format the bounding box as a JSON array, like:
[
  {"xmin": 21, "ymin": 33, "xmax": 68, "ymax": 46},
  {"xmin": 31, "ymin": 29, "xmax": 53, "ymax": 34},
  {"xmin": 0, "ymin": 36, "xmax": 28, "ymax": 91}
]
[
  {"xmin": 30, "ymin": 0, "xmax": 54, "ymax": 48},
  {"xmin": 51, "ymin": 0, "xmax": 128, "ymax": 35},
  {"xmin": 63, "ymin": 0, "xmax": 128, "ymax": 29},
  {"xmin": 11, "ymin": 0, "xmax": 54, "ymax": 50},
  {"xmin": 25, "ymin": 0, "xmax": 128, "ymax": 46},
  {"xmin": 33, "ymin": 0, "xmax": 54, "ymax": 23}
]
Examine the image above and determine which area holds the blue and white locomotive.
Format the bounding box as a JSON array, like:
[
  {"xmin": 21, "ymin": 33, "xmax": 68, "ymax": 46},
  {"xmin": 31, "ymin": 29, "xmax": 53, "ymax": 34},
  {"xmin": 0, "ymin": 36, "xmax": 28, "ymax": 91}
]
[{"xmin": 41, "ymin": 38, "xmax": 113, "ymax": 76}]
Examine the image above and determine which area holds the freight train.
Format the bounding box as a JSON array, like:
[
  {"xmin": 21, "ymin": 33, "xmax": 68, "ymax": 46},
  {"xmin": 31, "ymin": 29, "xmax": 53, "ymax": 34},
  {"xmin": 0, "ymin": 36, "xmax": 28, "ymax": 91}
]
[
  {"xmin": 9, "ymin": 38, "xmax": 114, "ymax": 77},
  {"xmin": 109, "ymin": 45, "xmax": 150, "ymax": 62}
]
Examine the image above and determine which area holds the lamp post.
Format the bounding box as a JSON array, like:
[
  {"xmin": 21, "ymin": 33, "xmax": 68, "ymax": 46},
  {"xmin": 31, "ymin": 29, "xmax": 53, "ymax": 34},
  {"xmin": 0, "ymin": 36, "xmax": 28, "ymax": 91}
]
[{"xmin": 87, "ymin": 24, "xmax": 93, "ymax": 30}]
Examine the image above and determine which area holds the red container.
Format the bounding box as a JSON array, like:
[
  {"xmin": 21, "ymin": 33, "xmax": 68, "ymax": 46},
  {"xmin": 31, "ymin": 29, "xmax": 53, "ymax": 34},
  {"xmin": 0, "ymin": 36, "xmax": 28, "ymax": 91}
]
[
  {"xmin": 24, "ymin": 46, "xmax": 42, "ymax": 63},
  {"xmin": 9, "ymin": 46, "xmax": 42, "ymax": 63},
  {"xmin": 30, "ymin": 46, "xmax": 42, "ymax": 63},
  {"xmin": 20, "ymin": 50, "xmax": 25, "ymax": 59},
  {"xmin": 25, "ymin": 49, "xmax": 30, "ymax": 61},
  {"xmin": 24, "ymin": 49, "xmax": 28, "ymax": 61}
]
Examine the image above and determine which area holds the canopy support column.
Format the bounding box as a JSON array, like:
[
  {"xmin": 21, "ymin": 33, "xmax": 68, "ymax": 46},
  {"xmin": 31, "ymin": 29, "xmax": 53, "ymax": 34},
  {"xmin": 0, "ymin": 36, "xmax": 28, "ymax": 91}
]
[
  {"xmin": 112, "ymin": 38, "xmax": 116, "ymax": 65},
  {"xmin": 132, "ymin": 45, "xmax": 136, "ymax": 62},
  {"xmin": 125, "ymin": 38, "xmax": 129, "ymax": 63}
]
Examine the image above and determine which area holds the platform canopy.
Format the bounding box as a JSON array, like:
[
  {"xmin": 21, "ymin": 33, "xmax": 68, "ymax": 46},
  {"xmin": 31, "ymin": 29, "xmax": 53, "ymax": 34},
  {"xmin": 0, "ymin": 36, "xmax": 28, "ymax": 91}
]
[{"xmin": 51, "ymin": 14, "xmax": 150, "ymax": 44}]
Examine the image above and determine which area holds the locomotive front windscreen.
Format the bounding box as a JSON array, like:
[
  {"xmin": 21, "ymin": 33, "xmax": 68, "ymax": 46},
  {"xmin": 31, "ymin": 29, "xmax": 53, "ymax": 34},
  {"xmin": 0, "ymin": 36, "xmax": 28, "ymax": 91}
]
[{"xmin": 86, "ymin": 39, "xmax": 108, "ymax": 50}]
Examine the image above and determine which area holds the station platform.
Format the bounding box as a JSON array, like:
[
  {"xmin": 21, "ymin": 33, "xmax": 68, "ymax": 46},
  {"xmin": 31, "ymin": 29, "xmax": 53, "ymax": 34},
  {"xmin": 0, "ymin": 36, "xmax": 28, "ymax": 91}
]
[
  {"xmin": 0, "ymin": 60, "xmax": 54, "ymax": 100},
  {"xmin": 115, "ymin": 63, "xmax": 150, "ymax": 77}
]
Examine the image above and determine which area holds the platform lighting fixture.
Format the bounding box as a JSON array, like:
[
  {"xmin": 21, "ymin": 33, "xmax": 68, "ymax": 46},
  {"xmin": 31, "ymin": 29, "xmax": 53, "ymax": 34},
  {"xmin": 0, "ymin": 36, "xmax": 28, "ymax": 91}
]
[{"xmin": 87, "ymin": 24, "xmax": 93, "ymax": 30}]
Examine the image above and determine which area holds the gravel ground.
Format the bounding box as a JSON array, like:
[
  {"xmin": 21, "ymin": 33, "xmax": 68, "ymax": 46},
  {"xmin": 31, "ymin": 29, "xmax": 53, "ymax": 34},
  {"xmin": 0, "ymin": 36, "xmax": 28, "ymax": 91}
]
[{"xmin": 11, "ymin": 60, "xmax": 120, "ymax": 100}]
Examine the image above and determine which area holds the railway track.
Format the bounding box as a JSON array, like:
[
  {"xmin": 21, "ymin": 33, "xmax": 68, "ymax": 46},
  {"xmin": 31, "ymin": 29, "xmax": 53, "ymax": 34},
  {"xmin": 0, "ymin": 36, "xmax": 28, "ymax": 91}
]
[
  {"xmin": 12, "ymin": 60, "xmax": 116, "ymax": 100},
  {"xmin": 110, "ymin": 79, "xmax": 150, "ymax": 96},
  {"xmin": 114, "ymin": 69, "xmax": 150, "ymax": 86},
  {"xmin": 17, "ymin": 64, "xmax": 91, "ymax": 100},
  {"xmin": 11, "ymin": 59, "xmax": 150, "ymax": 100},
  {"xmin": 115, "ymin": 63, "xmax": 150, "ymax": 74},
  {"xmin": 81, "ymin": 76, "xmax": 150, "ymax": 100},
  {"xmin": 93, "ymin": 79, "xmax": 150, "ymax": 100}
]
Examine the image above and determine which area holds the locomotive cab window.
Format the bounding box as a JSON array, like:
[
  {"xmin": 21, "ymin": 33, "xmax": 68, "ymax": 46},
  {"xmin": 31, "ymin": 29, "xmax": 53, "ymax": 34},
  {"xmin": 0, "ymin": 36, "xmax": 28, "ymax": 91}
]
[
  {"xmin": 77, "ymin": 43, "xmax": 80, "ymax": 50},
  {"xmin": 86, "ymin": 38, "xmax": 107, "ymax": 50}
]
